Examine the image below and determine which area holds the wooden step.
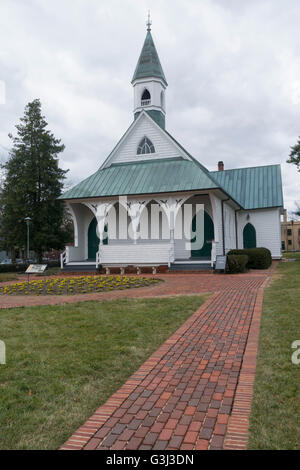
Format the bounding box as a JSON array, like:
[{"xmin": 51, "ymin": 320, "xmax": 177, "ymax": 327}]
[
  {"xmin": 62, "ymin": 264, "xmax": 98, "ymax": 273},
  {"xmin": 169, "ymin": 262, "xmax": 212, "ymax": 271}
]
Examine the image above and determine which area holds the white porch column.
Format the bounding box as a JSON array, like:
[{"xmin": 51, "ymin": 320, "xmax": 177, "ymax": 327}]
[
  {"xmin": 64, "ymin": 202, "xmax": 95, "ymax": 262},
  {"xmin": 158, "ymin": 196, "xmax": 190, "ymax": 264},
  {"xmin": 66, "ymin": 203, "xmax": 79, "ymax": 247},
  {"xmin": 209, "ymin": 192, "xmax": 222, "ymax": 256},
  {"xmin": 83, "ymin": 201, "xmax": 114, "ymax": 266},
  {"xmin": 95, "ymin": 202, "xmax": 114, "ymax": 246},
  {"xmin": 126, "ymin": 199, "xmax": 146, "ymax": 244}
]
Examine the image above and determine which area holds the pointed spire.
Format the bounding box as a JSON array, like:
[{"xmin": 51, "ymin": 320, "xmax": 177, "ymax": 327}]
[
  {"xmin": 146, "ymin": 10, "xmax": 152, "ymax": 32},
  {"xmin": 132, "ymin": 16, "xmax": 167, "ymax": 85}
]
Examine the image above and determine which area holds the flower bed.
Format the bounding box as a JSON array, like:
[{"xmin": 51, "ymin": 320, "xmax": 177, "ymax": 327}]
[{"xmin": 0, "ymin": 275, "xmax": 161, "ymax": 296}]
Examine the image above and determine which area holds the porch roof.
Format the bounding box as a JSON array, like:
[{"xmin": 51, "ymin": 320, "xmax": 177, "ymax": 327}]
[{"xmin": 59, "ymin": 158, "xmax": 219, "ymax": 200}]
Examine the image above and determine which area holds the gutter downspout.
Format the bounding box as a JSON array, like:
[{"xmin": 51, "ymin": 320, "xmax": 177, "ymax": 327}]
[
  {"xmin": 221, "ymin": 198, "xmax": 230, "ymax": 255},
  {"xmin": 235, "ymin": 208, "xmax": 242, "ymax": 249}
]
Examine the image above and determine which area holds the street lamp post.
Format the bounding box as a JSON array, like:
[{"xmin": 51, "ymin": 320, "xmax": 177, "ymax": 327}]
[{"xmin": 24, "ymin": 217, "xmax": 32, "ymax": 263}]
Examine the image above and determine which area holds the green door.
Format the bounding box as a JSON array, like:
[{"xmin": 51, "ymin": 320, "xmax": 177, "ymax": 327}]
[
  {"xmin": 88, "ymin": 218, "xmax": 108, "ymax": 259},
  {"xmin": 191, "ymin": 211, "xmax": 214, "ymax": 258},
  {"xmin": 243, "ymin": 223, "xmax": 256, "ymax": 248}
]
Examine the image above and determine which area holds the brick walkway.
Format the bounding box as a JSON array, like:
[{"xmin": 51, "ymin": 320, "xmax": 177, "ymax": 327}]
[{"xmin": 57, "ymin": 268, "xmax": 274, "ymax": 451}]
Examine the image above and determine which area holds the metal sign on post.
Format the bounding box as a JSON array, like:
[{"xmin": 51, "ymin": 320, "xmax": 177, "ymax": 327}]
[
  {"xmin": 25, "ymin": 264, "xmax": 47, "ymax": 274},
  {"xmin": 215, "ymin": 255, "xmax": 227, "ymax": 271},
  {"xmin": 25, "ymin": 264, "xmax": 48, "ymax": 292},
  {"xmin": 25, "ymin": 264, "xmax": 48, "ymax": 274}
]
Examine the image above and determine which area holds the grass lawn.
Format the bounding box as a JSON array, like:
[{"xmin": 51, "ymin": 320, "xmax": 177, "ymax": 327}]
[
  {"xmin": 43, "ymin": 266, "xmax": 61, "ymax": 276},
  {"xmin": 248, "ymin": 261, "xmax": 300, "ymax": 449},
  {"xmin": 0, "ymin": 294, "xmax": 208, "ymax": 450},
  {"xmin": 282, "ymin": 251, "xmax": 300, "ymax": 259},
  {"xmin": 0, "ymin": 273, "xmax": 18, "ymax": 283}
]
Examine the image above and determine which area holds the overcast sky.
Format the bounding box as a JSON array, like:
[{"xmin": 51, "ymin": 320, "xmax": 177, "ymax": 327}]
[{"xmin": 1, "ymin": 0, "xmax": 300, "ymax": 214}]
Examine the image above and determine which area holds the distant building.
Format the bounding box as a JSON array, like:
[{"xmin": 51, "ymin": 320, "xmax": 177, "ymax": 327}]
[{"xmin": 281, "ymin": 209, "xmax": 300, "ymax": 252}]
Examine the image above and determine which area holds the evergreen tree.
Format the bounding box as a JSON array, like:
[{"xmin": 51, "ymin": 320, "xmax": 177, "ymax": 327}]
[{"xmin": 0, "ymin": 99, "xmax": 71, "ymax": 262}]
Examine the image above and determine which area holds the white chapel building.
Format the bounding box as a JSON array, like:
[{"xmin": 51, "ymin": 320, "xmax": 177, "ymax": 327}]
[{"xmin": 60, "ymin": 21, "xmax": 283, "ymax": 273}]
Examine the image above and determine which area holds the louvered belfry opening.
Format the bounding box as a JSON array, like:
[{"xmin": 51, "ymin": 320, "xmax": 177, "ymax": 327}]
[{"xmin": 141, "ymin": 89, "xmax": 151, "ymax": 106}]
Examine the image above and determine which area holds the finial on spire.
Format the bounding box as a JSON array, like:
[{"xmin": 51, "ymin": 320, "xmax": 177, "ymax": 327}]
[{"xmin": 146, "ymin": 10, "xmax": 152, "ymax": 32}]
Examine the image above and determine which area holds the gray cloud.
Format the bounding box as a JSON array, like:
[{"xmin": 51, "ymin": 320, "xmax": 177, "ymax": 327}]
[{"xmin": 0, "ymin": 0, "xmax": 299, "ymax": 213}]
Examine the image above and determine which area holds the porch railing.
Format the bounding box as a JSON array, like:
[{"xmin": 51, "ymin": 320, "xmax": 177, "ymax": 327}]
[
  {"xmin": 96, "ymin": 250, "xmax": 101, "ymax": 269},
  {"xmin": 60, "ymin": 247, "xmax": 70, "ymax": 268},
  {"xmin": 60, "ymin": 250, "xmax": 66, "ymax": 269},
  {"xmin": 99, "ymin": 243, "xmax": 171, "ymax": 265},
  {"xmin": 211, "ymin": 241, "xmax": 217, "ymax": 267}
]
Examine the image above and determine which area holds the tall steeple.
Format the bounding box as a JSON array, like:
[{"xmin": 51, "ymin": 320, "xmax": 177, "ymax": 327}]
[{"xmin": 132, "ymin": 13, "xmax": 167, "ymax": 129}]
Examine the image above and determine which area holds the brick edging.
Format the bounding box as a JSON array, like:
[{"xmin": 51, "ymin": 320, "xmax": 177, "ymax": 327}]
[
  {"xmin": 223, "ymin": 275, "xmax": 272, "ymax": 450},
  {"xmin": 60, "ymin": 293, "xmax": 219, "ymax": 450}
]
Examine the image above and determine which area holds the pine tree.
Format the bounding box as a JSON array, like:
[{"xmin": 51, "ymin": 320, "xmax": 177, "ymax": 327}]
[{"xmin": 0, "ymin": 99, "xmax": 71, "ymax": 262}]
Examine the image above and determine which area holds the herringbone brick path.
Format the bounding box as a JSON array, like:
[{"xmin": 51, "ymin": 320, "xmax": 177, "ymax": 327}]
[{"xmin": 59, "ymin": 269, "xmax": 273, "ymax": 450}]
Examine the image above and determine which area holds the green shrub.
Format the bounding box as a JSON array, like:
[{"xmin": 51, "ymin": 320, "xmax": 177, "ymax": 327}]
[
  {"xmin": 227, "ymin": 254, "xmax": 249, "ymax": 273},
  {"xmin": 0, "ymin": 260, "xmax": 60, "ymax": 273},
  {"xmin": 227, "ymin": 248, "xmax": 272, "ymax": 269},
  {"xmin": 0, "ymin": 264, "xmax": 27, "ymax": 273},
  {"xmin": 47, "ymin": 260, "xmax": 60, "ymax": 268}
]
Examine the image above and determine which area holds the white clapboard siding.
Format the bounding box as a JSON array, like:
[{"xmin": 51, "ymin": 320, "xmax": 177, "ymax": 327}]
[
  {"xmin": 224, "ymin": 202, "xmax": 237, "ymax": 252},
  {"xmin": 237, "ymin": 208, "xmax": 281, "ymax": 258},
  {"xmin": 212, "ymin": 197, "xmax": 224, "ymax": 256},
  {"xmin": 100, "ymin": 243, "xmax": 170, "ymax": 264},
  {"xmin": 67, "ymin": 246, "xmax": 84, "ymax": 262},
  {"xmin": 107, "ymin": 114, "xmax": 189, "ymax": 166}
]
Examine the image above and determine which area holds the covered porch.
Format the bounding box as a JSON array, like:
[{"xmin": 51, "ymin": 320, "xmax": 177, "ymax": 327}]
[{"xmin": 61, "ymin": 191, "xmax": 229, "ymax": 272}]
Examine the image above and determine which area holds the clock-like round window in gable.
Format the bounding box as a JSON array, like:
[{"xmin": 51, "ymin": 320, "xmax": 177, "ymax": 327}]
[{"xmin": 137, "ymin": 137, "xmax": 155, "ymax": 155}]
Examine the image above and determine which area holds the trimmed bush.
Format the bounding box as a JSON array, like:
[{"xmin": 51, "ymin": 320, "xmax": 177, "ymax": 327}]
[
  {"xmin": 0, "ymin": 263, "xmax": 28, "ymax": 273},
  {"xmin": 227, "ymin": 254, "xmax": 249, "ymax": 273},
  {"xmin": 47, "ymin": 260, "xmax": 60, "ymax": 268},
  {"xmin": 227, "ymin": 248, "xmax": 272, "ymax": 269},
  {"xmin": 0, "ymin": 259, "xmax": 60, "ymax": 273}
]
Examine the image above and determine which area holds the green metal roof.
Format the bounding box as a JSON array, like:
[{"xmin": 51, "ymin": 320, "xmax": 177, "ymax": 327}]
[
  {"xmin": 60, "ymin": 159, "xmax": 283, "ymax": 210},
  {"xmin": 60, "ymin": 112, "xmax": 283, "ymax": 210},
  {"xmin": 59, "ymin": 158, "xmax": 218, "ymax": 200},
  {"xmin": 211, "ymin": 164, "xmax": 283, "ymax": 209},
  {"xmin": 132, "ymin": 31, "xmax": 167, "ymax": 85}
]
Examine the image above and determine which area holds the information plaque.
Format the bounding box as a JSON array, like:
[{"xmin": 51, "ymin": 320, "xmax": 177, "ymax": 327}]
[
  {"xmin": 215, "ymin": 255, "xmax": 227, "ymax": 271},
  {"xmin": 25, "ymin": 264, "xmax": 47, "ymax": 274}
]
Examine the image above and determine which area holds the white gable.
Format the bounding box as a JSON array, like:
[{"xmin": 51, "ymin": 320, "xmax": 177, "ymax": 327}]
[{"xmin": 102, "ymin": 112, "xmax": 191, "ymax": 168}]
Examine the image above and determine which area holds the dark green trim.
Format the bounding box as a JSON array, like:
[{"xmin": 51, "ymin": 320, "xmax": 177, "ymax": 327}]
[
  {"xmin": 243, "ymin": 223, "xmax": 257, "ymax": 249},
  {"xmin": 88, "ymin": 218, "xmax": 99, "ymax": 259},
  {"xmin": 191, "ymin": 211, "xmax": 215, "ymax": 258},
  {"xmin": 88, "ymin": 218, "xmax": 107, "ymax": 259}
]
